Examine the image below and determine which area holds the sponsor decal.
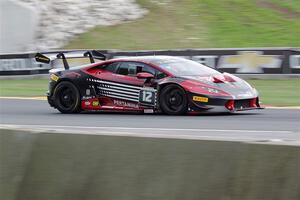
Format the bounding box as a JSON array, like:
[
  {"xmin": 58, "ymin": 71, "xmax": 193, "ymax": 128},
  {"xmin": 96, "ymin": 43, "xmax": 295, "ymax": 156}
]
[
  {"xmin": 50, "ymin": 74, "xmax": 59, "ymax": 81},
  {"xmin": 36, "ymin": 56, "xmax": 49, "ymax": 63},
  {"xmin": 92, "ymin": 100, "xmax": 99, "ymax": 106},
  {"xmin": 35, "ymin": 53, "xmax": 50, "ymax": 64},
  {"xmin": 192, "ymin": 96, "xmax": 208, "ymax": 102},
  {"xmin": 86, "ymin": 89, "xmax": 91, "ymax": 96},
  {"xmin": 82, "ymin": 96, "xmax": 95, "ymax": 100},
  {"xmin": 144, "ymin": 109, "xmax": 154, "ymax": 113},
  {"xmin": 113, "ymin": 99, "xmax": 139, "ymax": 108},
  {"xmin": 202, "ymin": 86, "xmax": 219, "ymax": 93},
  {"xmin": 218, "ymin": 51, "xmax": 282, "ymax": 73},
  {"xmin": 84, "ymin": 101, "xmax": 91, "ymax": 106}
]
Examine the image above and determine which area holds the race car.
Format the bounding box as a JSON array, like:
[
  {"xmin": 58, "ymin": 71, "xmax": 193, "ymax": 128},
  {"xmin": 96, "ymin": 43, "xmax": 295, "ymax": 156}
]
[{"xmin": 35, "ymin": 50, "xmax": 262, "ymax": 115}]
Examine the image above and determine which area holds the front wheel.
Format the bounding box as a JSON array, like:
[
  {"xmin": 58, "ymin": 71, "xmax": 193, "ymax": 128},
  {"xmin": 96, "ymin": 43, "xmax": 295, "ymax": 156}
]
[
  {"xmin": 159, "ymin": 84, "xmax": 188, "ymax": 115},
  {"xmin": 53, "ymin": 81, "xmax": 81, "ymax": 113}
]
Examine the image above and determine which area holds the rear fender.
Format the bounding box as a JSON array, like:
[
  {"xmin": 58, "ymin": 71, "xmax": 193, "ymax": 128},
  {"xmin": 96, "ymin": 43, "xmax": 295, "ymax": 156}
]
[{"xmin": 49, "ymin": 78, "xmax": 82, "ymax": 98}]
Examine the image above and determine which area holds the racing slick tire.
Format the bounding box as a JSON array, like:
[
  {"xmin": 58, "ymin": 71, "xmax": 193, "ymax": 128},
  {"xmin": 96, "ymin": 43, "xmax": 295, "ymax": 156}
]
[
  {"xmin": 159, "ymin": 84, "xmax": 188, "ymax": 115},
  {"xmin": 53, "ymin": 81, "xmax": 81, "ymax": 114}
]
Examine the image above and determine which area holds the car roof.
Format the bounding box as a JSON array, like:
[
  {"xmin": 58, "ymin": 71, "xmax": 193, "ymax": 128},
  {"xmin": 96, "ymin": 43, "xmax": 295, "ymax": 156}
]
[{"xmin": 108, "ymin": 55, "xmax": 184, "ymax": 64}]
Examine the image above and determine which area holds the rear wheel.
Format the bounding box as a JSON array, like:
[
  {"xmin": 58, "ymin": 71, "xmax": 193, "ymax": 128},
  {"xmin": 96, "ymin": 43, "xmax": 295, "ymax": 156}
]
[
  {"xmin": 159, "ymin": 84, "xmax": 188, "ymax": 115},
  {"xmin": 53, "ymin": 81, "xmax": 81, "ymax": 113}
]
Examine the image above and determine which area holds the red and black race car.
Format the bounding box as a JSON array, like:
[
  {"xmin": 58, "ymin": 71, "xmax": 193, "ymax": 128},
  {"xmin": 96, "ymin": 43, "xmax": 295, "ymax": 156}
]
[{"xmin": 35, "ymin": 50, "xmax": 262, "ymax": 115}]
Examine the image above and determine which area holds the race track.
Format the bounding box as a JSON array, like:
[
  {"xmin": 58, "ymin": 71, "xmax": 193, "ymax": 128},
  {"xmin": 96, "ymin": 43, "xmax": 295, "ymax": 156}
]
[{"xmin": 0, "ymin": 98, "xmax": 299, "ymax": 145}]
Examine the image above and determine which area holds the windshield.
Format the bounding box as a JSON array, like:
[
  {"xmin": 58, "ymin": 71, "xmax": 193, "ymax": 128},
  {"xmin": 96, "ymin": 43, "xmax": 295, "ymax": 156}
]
[{"xmin": 153, "ymin": 57, "xmax": 220, "ymax": 76}]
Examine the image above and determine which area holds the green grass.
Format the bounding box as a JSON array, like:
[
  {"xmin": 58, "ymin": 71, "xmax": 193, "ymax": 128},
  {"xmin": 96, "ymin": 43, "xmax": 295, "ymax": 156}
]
[
  {"xmin": 1, "ymin": 79, "xmax": 299, "ymax": 106},
  {"xmin": 247, "ymin": 79, "xmax": 300, "ymax": 106},
  {"xmin": 270, "ymin": 0, "xmax": 300, "ymax": 14},
  {"xmin": 0, "ymin": 79, "xmax": 48, "ymax": 97},
  {"xmin": 65, "ymin": 0, "xmax": 210, "ymax": 50},
  {"xmin": 197, "ymin": 0, "xmax": 300, "ymax": 47},
  {"xmin": 64, "ymin": 0, "xmax": 300, "ymax": 50}
]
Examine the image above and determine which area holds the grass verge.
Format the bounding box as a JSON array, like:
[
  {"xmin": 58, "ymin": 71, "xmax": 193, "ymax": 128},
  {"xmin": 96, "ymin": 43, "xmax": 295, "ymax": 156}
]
[
  {"xmin": 0, "ymin": 79, "xmax": 48, "ymax": 97},
  {"xmin": 64, "ymin": 0, "xmax": 300, "ymax": 50},
  {"xmin": 0, "ymin": 79, "xmax": 299, "ymax": 106},
  {"xmin": 247, "ymin": 79, "xmax": 300, "ymax": 106}
]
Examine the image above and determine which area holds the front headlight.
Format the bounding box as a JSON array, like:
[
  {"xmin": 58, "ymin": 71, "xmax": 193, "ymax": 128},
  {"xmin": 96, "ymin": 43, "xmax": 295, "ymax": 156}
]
[{"xmin": 243, "ymin": 80, "xmax": 258, "ymax": 95}]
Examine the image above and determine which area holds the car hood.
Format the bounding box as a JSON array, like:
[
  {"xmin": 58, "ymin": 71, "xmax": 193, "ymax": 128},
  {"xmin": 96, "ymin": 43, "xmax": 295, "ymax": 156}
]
[{"xmin": 180, "ymin": 73, "xmax": 258, "ymax": 99}]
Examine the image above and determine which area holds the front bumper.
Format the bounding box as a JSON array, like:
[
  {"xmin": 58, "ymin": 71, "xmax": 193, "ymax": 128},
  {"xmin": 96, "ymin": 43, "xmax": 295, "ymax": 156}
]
[{"xmin": 188, "ymin": 93, "xmax": 262, "ymax": 113}]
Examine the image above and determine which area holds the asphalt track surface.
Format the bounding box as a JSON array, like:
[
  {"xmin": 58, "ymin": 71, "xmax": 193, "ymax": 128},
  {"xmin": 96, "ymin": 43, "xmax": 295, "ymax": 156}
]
[{"xmin": 0, "ymin": 98, "xmax": 299, "ymax": 145}]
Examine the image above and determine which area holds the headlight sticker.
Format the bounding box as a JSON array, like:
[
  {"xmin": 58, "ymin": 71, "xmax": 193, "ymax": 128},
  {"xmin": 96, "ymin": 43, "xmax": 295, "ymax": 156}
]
[
  {"xmin": 202, "ymin": 86, "xmax": 219, "ymax": 93},
  {"xmin": 51, "ymin": 74, "xmax": 59, "ymax": 82}
]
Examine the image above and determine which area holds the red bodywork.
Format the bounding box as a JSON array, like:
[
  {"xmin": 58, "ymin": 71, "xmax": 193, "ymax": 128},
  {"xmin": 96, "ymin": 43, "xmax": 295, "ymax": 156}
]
[{"xmin": 48, "ymin": 56, "xmax": 262, "ymax": 114}]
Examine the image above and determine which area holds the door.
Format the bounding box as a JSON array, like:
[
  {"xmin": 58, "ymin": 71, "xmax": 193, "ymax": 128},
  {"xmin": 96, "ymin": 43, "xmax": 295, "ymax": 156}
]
[{"xmin": 91, "ymin": 61, "xmax": 165, "ymax": 105}]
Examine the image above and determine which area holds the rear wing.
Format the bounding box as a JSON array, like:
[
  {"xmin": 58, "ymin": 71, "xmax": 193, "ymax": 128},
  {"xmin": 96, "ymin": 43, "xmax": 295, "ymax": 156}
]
[{"xmin": 34, "ymin": 50, "xmax": 107, "ymax": 70}]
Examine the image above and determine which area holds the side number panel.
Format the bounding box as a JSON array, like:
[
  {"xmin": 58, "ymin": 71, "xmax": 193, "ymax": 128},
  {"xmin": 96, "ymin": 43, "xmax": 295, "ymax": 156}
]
[{"xmin": 139, "ymin": 88, "xmax": 156, "ymax": 105}]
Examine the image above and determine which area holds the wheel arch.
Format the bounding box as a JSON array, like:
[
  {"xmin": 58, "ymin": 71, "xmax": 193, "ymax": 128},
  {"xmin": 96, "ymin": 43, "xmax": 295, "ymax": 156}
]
[
  {"xmin": 157, "ymin": 82, "xmax": 189, "ymax": 115},
  {"xmin": 51, "ymin": 78, "xmax": 82, "ymax": 97},
  {"xmin": 52, "ymin": 80, "xmax": 82, "ymax": 113},
  {"xmin": 157, "ymin": 82, "xmax": 187, "ymax": 96}
]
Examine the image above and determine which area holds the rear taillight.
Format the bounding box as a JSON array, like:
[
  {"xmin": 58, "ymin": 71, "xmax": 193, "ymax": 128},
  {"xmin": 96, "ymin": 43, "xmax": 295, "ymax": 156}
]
[{"xmin": 225, "ymin": 100, "xmax": 234, "ymax": 111}]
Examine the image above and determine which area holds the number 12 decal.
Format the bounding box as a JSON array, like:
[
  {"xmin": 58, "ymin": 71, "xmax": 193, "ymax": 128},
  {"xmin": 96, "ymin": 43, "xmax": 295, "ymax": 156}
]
[{"xmin": 139, "ymin": 89, "xmax": 156, "ymax": 104}]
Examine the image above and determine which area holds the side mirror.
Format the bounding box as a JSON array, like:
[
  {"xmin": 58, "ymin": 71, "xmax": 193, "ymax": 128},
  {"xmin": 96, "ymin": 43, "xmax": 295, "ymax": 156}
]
[
  {"xmin": 136, "ymin": 72, "xmax": 155, "ymax": 83},
  {"xmin": 136, "ymin": 72, "xmax": 154, "ymax": 79}
]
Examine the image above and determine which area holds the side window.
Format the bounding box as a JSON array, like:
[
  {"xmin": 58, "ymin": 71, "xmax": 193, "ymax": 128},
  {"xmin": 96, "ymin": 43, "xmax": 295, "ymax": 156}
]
[
  {"xmin": 116, "ymin": 61, "xmax": 168, "ymax": 79},
  {"xmin": 117, "ymin": 62, "xmax": 137, "ymax": 76},
  {"xmin": 156, "ymin": 71, "xmax": 168, "ymax": 79},
  {"xmin": 103, "ymin": 62, "xmax": 119, "ymax": 73},
  {"xmin": 138, "ymin": 64, "xmax": 156, "ymax": 75},
  {"xmin": 138, "ymin": 64, "xmax": 168, "ymax": 79}
]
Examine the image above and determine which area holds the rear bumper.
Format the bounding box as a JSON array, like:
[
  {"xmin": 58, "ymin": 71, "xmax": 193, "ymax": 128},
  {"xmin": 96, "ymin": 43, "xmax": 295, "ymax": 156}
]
[{"xmin": 47, "ymin": 93, "xmax": 56, "ymax": 108}]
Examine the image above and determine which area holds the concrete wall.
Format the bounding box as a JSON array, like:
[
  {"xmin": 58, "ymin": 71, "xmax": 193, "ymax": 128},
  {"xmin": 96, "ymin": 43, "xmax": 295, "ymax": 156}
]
[
  {"xmin": 1, "ymin": 0, "xmax": 147, "ymax": 51},
  {"xmin": 0, "ymin": 0, "xmax": 39, "ymax": 53},
  {"xmin": 0, "ymin": 129, "xmax": 299, "ymax": 200}
]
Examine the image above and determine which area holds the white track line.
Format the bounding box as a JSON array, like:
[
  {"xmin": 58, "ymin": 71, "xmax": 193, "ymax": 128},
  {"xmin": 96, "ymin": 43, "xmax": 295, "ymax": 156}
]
[
  {"xmin": 0, "ymin": 124, "xmax": 295, "ymax": 134},
  {"xmin": 1, "ymin": 124, "xmax": 299, "ymax": 145}
]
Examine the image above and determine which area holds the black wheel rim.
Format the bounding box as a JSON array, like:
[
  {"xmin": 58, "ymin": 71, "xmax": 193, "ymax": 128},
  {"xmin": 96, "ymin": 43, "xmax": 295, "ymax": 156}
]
[
  {"xmin": 165, "ymin": 88, "xmax": 184, "ymax": 111},
  {"xmin": 58, "ymin": 86, "xmax": 76, "ymax": 109}
]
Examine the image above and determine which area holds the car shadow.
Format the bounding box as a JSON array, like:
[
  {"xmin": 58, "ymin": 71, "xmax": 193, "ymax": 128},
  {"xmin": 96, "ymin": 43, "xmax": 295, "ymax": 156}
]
[{"xmin": 77, "ymin": 110, "xmax": 262, "ymax": 117}]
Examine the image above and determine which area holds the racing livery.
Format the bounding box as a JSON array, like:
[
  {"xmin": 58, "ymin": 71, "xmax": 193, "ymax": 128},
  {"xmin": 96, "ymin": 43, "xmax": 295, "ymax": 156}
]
[{"xmin": 35, "ymin": 50, "xmax": 262, "ymax": 115}]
